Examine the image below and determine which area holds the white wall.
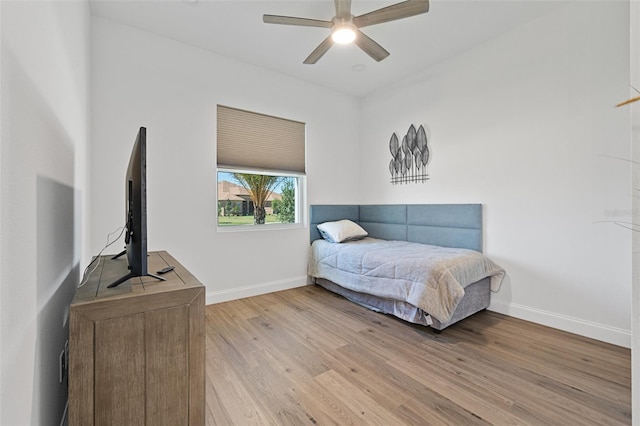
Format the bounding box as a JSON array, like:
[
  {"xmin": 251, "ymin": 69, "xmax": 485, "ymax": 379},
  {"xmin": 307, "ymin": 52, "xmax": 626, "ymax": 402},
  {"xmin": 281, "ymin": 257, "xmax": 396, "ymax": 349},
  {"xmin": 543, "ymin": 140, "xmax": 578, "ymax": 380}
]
[
  {"xmin": 359, "ymin": 2, "xmax": 631, "ymax": 347},
  {"xmin": 629, "ymin": 0, "xmax": 640, "ymax": 419},
  {"xmin": 0, "ymin": 1, "xmax": 90, "ymax": 424},
  {"xmin": 90, "ymin": 17, "xmax": 360, "ymax": 303}
]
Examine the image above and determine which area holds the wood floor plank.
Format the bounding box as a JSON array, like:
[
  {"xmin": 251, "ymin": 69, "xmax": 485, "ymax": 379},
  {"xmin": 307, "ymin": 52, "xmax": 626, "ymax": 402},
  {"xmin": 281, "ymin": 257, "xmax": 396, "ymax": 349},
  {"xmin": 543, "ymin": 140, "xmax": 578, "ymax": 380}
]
[
  {"xmin": 387, "ymin": 354, "xmax": 525, "ymax": 425},
  {"xmin": 205, "ymin": 321, "xmax": 276, "ymax": 425},
  {"xmin": 449, "ymin": 322, "xmax": 632, "ymax": 411},
  {"xmin": 206, "ymin": 304, "xmax": 263, "ymax": 370},
  {"xmin": 409, "ymin": 337, "xmax": 627, "ymax": 425},
  {"xmin": 314, "ymin": 369, "xmax": 407, "ymax": 425},
  {"xmin": 331, "ymin": 342, "xmax": 494, "ymax": 425},
  {"xmin": 205, "ymin": 285, "xmax": 631, "ymax": 425}
]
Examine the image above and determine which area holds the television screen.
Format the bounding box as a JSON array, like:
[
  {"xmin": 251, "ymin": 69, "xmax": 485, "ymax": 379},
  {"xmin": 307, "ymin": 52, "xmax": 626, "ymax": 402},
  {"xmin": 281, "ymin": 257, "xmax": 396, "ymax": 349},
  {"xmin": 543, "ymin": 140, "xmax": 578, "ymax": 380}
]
[
  {"xmin": 108, "ymin": 127, "xmax": 163, "ymax": 288},
  {"xmin": 125, "ymin": 126, "xmax": 147, "ymax": 278}
]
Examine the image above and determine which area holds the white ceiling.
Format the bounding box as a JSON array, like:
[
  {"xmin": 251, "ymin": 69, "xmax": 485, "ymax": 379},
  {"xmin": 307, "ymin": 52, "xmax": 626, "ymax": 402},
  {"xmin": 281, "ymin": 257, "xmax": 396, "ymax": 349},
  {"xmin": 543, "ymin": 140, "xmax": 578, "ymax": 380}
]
[{"xmin": 89, "ymin": 0, "xmax": 568, "ymax": 98}]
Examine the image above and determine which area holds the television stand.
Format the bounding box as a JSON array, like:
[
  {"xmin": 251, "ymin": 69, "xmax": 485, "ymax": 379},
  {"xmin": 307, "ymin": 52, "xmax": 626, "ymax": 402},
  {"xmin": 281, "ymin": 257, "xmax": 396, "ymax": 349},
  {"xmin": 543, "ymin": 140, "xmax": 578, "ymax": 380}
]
[{"xmin": 69, "ymin": 251, "xmax": 205, "ymax": 425}]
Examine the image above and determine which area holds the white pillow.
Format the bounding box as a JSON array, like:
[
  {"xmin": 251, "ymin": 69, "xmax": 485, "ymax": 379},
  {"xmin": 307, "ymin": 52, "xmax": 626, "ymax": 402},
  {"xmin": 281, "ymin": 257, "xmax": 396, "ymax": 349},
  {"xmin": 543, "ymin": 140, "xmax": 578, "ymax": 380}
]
[{"xmin": 317, "ymin": 219, "xmax": 368, "ymax": 243}]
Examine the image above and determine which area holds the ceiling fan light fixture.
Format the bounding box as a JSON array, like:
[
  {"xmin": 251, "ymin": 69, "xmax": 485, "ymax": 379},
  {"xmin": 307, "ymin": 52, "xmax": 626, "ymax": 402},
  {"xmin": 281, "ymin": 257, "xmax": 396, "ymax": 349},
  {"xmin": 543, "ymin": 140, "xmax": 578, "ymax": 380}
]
[
  {"xmin": 332, "ymin": 25, "xmax": 357, "ymax": 44},
  {"xmin": 264, "ymin": 0, "xmax": 430, "ymax": 64}
]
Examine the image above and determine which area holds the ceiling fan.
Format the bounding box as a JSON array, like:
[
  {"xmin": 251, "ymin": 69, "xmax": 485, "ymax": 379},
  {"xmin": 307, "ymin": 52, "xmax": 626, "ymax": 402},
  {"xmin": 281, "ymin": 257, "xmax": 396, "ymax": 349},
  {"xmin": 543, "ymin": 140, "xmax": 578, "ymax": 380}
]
[{"xmin": 263, "ymin": 0, "xmax": 430, "ymax": 64}]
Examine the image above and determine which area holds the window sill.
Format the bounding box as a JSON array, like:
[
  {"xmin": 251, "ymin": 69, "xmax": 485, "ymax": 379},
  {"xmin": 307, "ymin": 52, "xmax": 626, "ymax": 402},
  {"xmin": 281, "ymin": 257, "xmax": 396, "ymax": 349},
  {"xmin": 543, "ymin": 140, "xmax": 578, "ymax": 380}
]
[{"xmin": 216, "ymin": 222, "xmax": 305, "ymax": 233}]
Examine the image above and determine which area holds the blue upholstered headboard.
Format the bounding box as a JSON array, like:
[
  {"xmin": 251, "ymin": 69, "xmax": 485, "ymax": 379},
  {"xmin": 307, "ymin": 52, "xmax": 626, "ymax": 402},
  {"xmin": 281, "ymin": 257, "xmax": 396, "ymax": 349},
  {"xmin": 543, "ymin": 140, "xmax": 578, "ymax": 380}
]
[{"xmin": 309, "ymin": 204, "xmax": 483, "ymax": 252}]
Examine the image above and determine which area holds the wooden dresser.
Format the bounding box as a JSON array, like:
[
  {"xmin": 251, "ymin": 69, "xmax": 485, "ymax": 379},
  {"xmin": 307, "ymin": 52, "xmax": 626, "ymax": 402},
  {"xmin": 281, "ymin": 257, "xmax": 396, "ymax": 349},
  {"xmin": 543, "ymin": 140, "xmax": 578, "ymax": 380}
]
[{"xmin": 69, "ymin": 251, "xmax": 205, "ymax": 426}]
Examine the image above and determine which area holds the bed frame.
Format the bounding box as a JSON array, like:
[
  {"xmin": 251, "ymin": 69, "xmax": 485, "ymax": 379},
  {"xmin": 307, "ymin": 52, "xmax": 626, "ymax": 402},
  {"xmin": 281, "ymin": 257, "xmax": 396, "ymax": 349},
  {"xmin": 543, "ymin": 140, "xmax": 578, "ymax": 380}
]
[{"xmin": 309, "ymin": 204, "xmax": 491, "ymax": 331}]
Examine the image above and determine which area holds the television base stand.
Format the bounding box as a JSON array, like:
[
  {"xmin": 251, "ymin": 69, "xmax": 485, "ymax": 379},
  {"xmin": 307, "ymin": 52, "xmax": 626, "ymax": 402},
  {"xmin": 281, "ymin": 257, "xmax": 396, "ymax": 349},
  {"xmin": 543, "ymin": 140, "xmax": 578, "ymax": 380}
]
[
  {"xmin": 111, "ymin": 249, "xmax": 127, "ymax": 260},
  {"xmin": 107, "ymin": 271, "xmax": 166, "ymax": 289}
]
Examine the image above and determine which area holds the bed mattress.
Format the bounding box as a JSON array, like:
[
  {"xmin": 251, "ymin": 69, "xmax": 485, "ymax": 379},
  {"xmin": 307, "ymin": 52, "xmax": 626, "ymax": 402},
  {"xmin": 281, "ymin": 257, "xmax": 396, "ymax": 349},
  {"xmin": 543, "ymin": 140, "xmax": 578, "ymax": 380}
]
[{"xmin": 308, "ymin": 237, "xmax": 504, "ymax": 324}]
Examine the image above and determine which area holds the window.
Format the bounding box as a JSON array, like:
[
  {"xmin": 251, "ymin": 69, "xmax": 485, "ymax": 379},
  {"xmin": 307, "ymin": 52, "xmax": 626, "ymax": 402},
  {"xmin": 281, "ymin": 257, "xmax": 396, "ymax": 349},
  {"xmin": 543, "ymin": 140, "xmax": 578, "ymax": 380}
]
[
  {"xmin": 217, "ymin": 169, "xmax": 302, "ymax": 226},
  {"xmin": 216, "ymin": 105, "xmax": 305, "ymax": 228}
]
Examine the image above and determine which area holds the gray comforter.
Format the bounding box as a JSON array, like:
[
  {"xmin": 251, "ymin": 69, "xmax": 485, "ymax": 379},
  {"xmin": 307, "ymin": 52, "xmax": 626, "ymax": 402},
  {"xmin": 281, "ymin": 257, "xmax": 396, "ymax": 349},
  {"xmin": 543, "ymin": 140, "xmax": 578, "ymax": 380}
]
[{"xmin": 308, "ymin": 237, "xmax": 505, "ymax": 323}]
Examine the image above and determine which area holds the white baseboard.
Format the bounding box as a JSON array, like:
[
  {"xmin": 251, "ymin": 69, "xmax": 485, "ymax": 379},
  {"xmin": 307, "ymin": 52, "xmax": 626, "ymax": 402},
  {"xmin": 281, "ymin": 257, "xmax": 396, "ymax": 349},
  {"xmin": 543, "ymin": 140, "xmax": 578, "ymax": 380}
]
[
  {"xmin": 206, "ymin": 276, "xmax": 309, "ymax": 305},
  {"xmin": 489, "ymin": 299, "xmax": 631, "ymax": 348}
]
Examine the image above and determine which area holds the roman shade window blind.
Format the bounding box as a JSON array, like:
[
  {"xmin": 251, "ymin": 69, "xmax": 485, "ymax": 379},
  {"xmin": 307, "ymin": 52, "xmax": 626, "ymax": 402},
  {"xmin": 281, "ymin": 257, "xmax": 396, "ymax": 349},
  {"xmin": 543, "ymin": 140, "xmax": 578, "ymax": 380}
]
[{"xmin": 216, "ymin": 105, "xmax": 305, "ymax": 174}]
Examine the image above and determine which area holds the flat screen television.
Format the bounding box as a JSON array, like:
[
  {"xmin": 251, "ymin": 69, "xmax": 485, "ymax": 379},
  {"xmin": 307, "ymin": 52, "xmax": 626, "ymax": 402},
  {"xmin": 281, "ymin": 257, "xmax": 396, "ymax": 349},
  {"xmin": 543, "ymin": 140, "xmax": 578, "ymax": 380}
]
[{"xmin": 108, "ymin": 127, "xmax": 164, "ymax": 288}]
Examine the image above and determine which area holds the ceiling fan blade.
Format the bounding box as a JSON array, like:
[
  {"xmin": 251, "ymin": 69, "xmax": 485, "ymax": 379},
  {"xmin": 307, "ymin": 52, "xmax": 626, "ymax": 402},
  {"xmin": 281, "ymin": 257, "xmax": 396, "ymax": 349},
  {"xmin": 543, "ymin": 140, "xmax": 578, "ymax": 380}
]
[
  {"xmin": 263, "ymin": 14, "xmax": 333, "ymax": 28},
  {"xmin": 354, "ymin": 30, "xmax": 390, "ymax": 62},
  {"xmin": 334, "ymin": 0, "xmax": 352, "ymax": 20},
  {"xmin": 303, "ymin": 36, "xmax": 334, "ymax": 64},
  {"xmin": 353, "ymin": 0, "xmax": 429, "ymax": 28}
]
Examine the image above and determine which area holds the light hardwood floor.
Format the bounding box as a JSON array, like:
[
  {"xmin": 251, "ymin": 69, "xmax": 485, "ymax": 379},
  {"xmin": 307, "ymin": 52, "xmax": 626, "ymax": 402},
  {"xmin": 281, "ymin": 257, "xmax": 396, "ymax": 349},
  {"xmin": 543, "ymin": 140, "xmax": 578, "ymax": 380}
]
[{"xmin": 204, "ymin": 285, "xmax": 631, "ymax": 425}]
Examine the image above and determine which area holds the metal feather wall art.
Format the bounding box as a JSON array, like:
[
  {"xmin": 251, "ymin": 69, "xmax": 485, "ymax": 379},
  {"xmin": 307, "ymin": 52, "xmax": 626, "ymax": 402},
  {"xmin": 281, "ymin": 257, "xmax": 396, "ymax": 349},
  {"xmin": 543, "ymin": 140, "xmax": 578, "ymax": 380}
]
[{"xmin": 389, "ymin": 124, "xmax": 431, "ymax": 184}]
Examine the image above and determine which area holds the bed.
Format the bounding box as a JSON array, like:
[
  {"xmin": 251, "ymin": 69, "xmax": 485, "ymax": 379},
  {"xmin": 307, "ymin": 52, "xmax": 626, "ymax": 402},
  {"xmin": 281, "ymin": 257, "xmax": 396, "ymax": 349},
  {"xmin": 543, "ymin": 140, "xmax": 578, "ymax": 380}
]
[{"xmin": 308, "ymin": 204, "xmax": 505, "ymax": 331}]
